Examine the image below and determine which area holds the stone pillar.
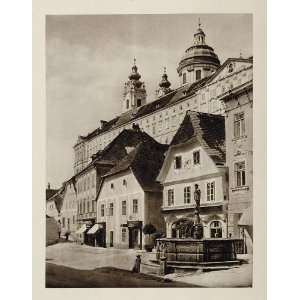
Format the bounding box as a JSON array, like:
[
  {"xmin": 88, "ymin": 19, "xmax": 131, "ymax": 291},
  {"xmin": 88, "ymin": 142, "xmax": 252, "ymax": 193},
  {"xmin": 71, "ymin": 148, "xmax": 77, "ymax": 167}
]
[{"xmin": 159, "ymin": 257, "xmax": 167, "ymax": 276}]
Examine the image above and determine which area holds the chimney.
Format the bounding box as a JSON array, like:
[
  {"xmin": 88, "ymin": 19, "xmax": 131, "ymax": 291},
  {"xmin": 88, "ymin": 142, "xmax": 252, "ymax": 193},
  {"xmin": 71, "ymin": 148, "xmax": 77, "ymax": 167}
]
[{"xmin": 100, "ymin": 120, "xmax": 107, "ymax": 129}]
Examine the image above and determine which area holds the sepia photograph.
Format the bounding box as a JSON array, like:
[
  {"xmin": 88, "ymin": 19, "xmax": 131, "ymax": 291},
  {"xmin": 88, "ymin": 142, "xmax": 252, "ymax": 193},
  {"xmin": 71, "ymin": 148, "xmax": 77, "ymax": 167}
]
[{"xmin": 45, "ymin": 14, "xmax": 253, "ymax": 288}]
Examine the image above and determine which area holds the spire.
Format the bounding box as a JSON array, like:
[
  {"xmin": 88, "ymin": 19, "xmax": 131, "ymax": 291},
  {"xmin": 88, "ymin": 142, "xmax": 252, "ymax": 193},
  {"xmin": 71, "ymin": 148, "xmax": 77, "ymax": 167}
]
[
  {"xmin": 159, "ymin": 67, "xmax": 171, "ymax": 89},
  {"xmin": 129, "ymin": 57, "xmax": 141, "ymax": 82},
  {"xmin": 239, "ymin": 50, "xmax": 243, "ymax": 58},
  {"xmin": 194, "ymin": 18, "xmax": 206, "ymax": 45}
]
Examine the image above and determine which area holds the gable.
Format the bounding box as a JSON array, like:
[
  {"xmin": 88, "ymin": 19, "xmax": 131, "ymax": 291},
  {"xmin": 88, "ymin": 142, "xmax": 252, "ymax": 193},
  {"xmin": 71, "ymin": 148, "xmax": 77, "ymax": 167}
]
[
  {"xmin": 208, "ymin": 58, "xmax": 253, "ymax": 84},
  {"xmin": 158, "ymin": 139, "xmax": 220, "ymax": 184}
]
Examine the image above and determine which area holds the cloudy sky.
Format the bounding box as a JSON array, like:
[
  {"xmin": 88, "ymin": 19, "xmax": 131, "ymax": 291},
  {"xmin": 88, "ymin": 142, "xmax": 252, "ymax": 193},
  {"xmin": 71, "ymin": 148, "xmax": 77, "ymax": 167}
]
[{"xmin": 46, "ymin": 14, "xmax": 252, "ymax": 188}]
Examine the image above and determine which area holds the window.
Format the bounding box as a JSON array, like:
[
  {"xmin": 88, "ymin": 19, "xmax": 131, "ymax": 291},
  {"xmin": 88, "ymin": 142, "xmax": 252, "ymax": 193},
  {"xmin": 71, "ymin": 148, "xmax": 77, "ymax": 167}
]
[
  {"xmin": 210, "ymin": 221, "xmax": 222, "ymax": 238},
  {"xmin": 196, "ymin": 70, "xmax": 201, "ymax": 80},
  {"xmin": 207, "ymin": 182, "xmax": 215, "ymax": 201},
  {"xmin": 133, "ymin": 199, "xmax": 138, "ymax": 214},
  {"xmin": 92, "ymin": 201, "xmax": 95, "ymax": 212},
  {"xmin": 228, "ymin": 63, "xmax": 234, "ymax": 73},
  {"xmin": 110, "ymin": 183, "xmax": 114, "ymax": 189},
  {"xmin": 73, "ymin": 215, "xmax": 75, "ymax": 224},
  {"xmin": 184, "ymin": 186, "xmax": 191, "ymax": 204},
  {"xmin": 174, "ymin": 156, "xmax": 182, "ymax": 169},
  {"xmin": 122, "ymin": 200, "xmax": 127, "ymax": 216},
  {"xmin": 235, "ymin": 161, "xmax": 246, "ymax": 187},
  {"xmin": 193, "ymin": 150, "xmax": 200, "ymax": 165},
  {"xmin": 126, "ymin": 99, "xmax": 129, "ymax": 109},
  {"xmin": 109, "ymin": 203, "xmax": 114, "ymax": 216},
  {"xmin": 83, "ymin": 201, "xmax": 86, "ymax": 213},
  {"xmin": 92, "ymin": 174, "xmax": 95, "ymax": 187},
  {"xmin": 167, "ymin": 189, "xmax": 174, "ymax": 206},
  {"xmin": 123, "ymin": 179, "xmax": 127, "ymax": 186},
  {"xmin": 62, "ymin": 217, "xmax": 65, "ymax": 227},
  {"xmin": 183, "ymin": 73, "xmax": 187, "ymax": 84},
  {"xmin": 234, "ymin": 112, "xmax": 245, "ymax": 138},
  {"xmin": 87, "ymin": 201, "xmax": 90, "ymax": 213},
  {"xmin": 137, "ymin": 99, "xmax": 142, "ymax": 107},
  {"xmin": 121, "ymin": 228, "xmax": 126, "ymax": 242},
  {"xmin": 100, "ymin": 204, "xmax": 105, "ymax": 217}
]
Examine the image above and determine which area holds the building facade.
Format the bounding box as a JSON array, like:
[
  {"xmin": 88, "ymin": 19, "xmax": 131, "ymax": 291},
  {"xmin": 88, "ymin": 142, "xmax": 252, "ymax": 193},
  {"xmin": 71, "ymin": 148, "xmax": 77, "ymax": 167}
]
[
  {"xmin": 157, "ymin": 111, "xmax": 229, "ymax": 239},
  {"xmin": 73, "ymin": 22, "xmax": 253, "ymax": 175},
  {"xmin": 221, "ymin": 82, "xmax": 253, "ymax": 253},
  {"xmin": 96, "ymin": 135, "xmax": 167, "ymax": 249}
]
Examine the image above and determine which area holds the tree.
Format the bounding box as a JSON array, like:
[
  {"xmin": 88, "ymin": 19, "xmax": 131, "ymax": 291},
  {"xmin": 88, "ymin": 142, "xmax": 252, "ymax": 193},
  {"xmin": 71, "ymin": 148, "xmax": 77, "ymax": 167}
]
[
  {"xmin": 142, "ymin": 223, "xmax": 157, "ymax": 236},
  {"xmin": 142, "ymin": 224, "xmax": 157, "ymax": 251}
]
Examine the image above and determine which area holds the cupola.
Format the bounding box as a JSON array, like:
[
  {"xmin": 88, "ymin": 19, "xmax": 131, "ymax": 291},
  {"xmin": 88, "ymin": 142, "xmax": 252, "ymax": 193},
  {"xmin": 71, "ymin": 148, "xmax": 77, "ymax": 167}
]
[
  {"xmin": 156, "ymin": 67, "xmax": 172, "ymax": 98},
  {"xmin": 177, "ymin": 19, "xmax": 220, "ymax": 86}
]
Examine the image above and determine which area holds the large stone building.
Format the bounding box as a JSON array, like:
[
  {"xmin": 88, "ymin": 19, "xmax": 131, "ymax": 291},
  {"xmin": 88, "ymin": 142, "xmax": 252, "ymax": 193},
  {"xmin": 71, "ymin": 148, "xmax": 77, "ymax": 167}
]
[
  {"xmin": 220, "ymin": 81, "xmax": 253, "ymax": 253},
  {"xmin": 157, "ymin": 111, "xmax": 228, "ymax": 239},
  {"xmin": 72, "ymin": 22, "xmax": 253, "ymax": 175}
]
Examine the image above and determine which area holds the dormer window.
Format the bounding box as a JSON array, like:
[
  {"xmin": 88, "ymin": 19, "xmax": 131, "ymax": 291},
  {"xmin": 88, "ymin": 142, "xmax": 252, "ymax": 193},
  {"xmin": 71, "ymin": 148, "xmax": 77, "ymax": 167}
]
[
  {"xmin": 193, "ymin": 150, "xmax": 200, "ymax": 165},
  {"xmin": 123, "ymin": 179, "xmax": 127, "ymax": 186},
  {"xmin": 228, "ymin": 63, "xmax": 234, "ymax": 73},
  {"xmin": 110, "ymin": 183, "xmax": 114, "ymax": 189}
]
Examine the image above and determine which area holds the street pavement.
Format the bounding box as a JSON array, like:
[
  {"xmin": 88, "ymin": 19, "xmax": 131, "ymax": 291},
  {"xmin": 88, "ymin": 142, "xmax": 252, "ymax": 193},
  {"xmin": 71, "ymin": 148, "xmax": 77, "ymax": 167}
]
[
  {"xmin": 46, "ymin": 242, "xmax": 137, "ymax": 271},
  {"xmin": 46, "ymin": 242, "xmax": 252, "ymax": 287}
]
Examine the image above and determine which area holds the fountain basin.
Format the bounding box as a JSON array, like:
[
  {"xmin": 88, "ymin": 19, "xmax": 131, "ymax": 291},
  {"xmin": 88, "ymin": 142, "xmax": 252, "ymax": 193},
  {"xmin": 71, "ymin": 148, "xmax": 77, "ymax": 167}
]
[{"xmin": 156, "ymin": 238, "xmax": 240, "ymax": 263}]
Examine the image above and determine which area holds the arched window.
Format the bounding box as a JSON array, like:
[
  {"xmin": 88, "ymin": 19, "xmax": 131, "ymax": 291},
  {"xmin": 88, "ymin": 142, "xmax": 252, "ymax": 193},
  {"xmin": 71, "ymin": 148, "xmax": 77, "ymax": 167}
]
[
  {"xmin": 210, "ymin": 221, "xmax": 222, "ymax": 238},
  {"xmin": 183, "ymin": 73, "xmax": 187, "ymax": 84}
]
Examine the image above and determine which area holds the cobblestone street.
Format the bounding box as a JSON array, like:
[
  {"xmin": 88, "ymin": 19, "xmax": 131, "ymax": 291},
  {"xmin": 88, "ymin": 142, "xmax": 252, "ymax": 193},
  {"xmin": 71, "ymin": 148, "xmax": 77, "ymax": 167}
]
[{"xmin": 46, "ymin": 242, "xmax": 252, "ymax": 287}]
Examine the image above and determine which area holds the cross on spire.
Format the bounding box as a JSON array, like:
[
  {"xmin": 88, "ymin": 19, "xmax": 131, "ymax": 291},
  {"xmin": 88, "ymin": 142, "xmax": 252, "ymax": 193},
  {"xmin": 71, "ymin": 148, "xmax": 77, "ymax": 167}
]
[
  {"xmin": 163, "ymin": 66, "xmax": 166, "ymax": 74},
  {"xmin": 198, "ymin": 17, "xmax": 201, "ymax": 28},
  {"xmin": 133, "ymin": 57, "xmax": 136, "ymax": 66}
]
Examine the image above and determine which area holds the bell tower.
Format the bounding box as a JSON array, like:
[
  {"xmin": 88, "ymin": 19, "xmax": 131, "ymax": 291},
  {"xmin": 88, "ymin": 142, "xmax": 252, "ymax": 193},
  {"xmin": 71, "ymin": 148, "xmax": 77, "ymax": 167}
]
[
  {"xmin": 123, "ymin": 58, "xmax": 147, "ymax": 113},
  {"xmin": 156, "ymin": 67, "xmax": 172, "ymax": 98}
]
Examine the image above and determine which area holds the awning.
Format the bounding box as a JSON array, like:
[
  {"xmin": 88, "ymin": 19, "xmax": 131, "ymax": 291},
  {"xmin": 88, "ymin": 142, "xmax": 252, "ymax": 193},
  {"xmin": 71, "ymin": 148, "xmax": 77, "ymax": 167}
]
[
  {"xmin": 238, "ymin": 206, "xmax": 253, "ymax": 226},
  {"xmin": 75, "ymin": 224, "xmax": 87, "ymax": 234},
  {"xmin": 87, "ymin": 224, "xmax": 101, "ymax": 235}
]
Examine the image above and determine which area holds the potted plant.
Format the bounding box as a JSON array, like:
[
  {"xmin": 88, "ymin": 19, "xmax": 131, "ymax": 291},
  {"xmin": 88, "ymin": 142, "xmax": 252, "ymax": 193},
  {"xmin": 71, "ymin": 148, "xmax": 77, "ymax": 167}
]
[{"xmin": 142, "ymin": 223, "xmax": 157, "ymax": 252}]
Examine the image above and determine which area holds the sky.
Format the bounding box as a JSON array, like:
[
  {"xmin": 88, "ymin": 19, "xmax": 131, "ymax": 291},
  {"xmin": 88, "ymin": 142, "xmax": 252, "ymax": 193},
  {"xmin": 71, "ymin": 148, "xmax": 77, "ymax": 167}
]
[{"xmin": 46, "ymin": 14, "xmax": 252, "ymax": 188}]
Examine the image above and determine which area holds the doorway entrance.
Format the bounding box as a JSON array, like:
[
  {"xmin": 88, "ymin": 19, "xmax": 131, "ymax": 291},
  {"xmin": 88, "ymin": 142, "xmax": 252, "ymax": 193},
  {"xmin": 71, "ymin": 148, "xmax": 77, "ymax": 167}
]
[{"xmin": 129, "ymin": 228, "xmax": 139, "ymax": 249}]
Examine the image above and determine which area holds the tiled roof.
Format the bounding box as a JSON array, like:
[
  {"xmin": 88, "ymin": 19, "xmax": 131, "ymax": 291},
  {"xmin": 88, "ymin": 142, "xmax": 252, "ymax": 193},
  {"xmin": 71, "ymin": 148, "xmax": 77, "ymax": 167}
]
[
  {"xmin": 170, "ymin": 110, "xmax": 225, "ymax": 164},
  {"xmin": 76, "ymin": 57, "xmax": 252, "ymax": 146},
  {"xmin": 102, "ymin": 135, "xmax": 168, "ymax": 192},
  {"xmin": 46, "ymin": 188, "xmax": 59, "ymax": 201}
]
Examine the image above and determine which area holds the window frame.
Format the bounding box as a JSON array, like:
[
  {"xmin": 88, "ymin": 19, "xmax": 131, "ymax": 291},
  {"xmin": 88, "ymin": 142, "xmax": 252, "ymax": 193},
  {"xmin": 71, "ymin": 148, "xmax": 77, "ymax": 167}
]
[
  {"xmin": 122, "ymin": 200, "xmax": 127, "ymax": 216},
  {"xmin": 233, "ymin": 112, "xmax": 245, "ymax": 139},
  {"xmin": 100, "ymin": 204, "xmax": 105, "ymax": 217},
  {"xmin": 206, "ymin": 181, "xmax": 216, "ymax": 202},
  {"xmin": 193, "ymin": 150, "xmax": 200, "ymax": 165},
  {"xmin": 234, "ymin": 161, "xmax": 246, "ymax": 187},
  {"xmin": 109, "ymin": 203, "xmax": 114, "ymax": 216},
  {"xmin": 174, "ymin": 155, "xmax": 182, "ymax": 169},
  {"xmin": 184, "ymin": 186, "xmax": 191, "ymax": 204},
  {"xmin": 167, "ymin": 189, "xmax": 174, "ymax": 206},
  {"xmin": 132, "ymin": 199, "xmax": 138, "ymax": 214}
]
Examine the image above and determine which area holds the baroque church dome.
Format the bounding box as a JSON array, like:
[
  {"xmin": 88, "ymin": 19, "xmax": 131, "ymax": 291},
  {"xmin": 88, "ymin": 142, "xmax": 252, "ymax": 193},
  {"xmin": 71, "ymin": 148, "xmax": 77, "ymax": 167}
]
[{"xmin": 177, "ymin": 21, "xmax": 220, "ymax": 79}]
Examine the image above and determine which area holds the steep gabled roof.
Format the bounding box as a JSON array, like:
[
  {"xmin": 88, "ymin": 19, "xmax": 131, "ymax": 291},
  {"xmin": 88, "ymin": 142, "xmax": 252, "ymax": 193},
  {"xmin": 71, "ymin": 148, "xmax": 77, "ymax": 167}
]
[
  {"xmin": 101, "ymin": 137, "xmax": 168, "ymax": 192},
  {"xmin": 170, "ymin": 110, "xmax": 225, "ymax": 164}
]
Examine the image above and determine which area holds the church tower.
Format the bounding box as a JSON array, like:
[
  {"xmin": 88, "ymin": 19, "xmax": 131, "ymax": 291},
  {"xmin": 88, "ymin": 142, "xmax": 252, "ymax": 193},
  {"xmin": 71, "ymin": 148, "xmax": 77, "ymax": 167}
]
[
  {"xmin": 177, "ymin": 19, "xmax": 220, "ymax": 86},
  {"xmin": 156, "ymin": 67, "xmax": 172, "ymax": 98},
  {"xmin": 122, "ymin": 59, "xmax": 147, "ymax": 113}
]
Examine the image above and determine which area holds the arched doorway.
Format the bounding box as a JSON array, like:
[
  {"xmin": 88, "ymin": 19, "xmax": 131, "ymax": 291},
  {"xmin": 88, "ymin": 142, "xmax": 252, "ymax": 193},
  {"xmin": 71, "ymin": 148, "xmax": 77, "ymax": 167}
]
[{"xmin": 210, "ymin": 221, "xmax": 223, "ymax": 238}]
